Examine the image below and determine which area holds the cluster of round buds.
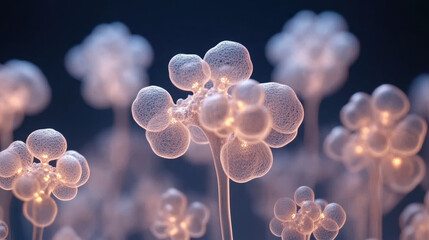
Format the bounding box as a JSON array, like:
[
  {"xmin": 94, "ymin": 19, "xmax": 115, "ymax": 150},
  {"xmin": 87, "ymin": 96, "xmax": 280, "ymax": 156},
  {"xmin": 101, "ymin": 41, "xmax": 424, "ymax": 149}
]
[
  {"xmin": 65, "ymin": 22, "xmax": 153, "ymax": 109},
  {"xmin": 150, "ymin": 188, "xmax": 210, "ymax": 240},
  {"xmin": 0, "ymin": 129, "xmax": 90, "ymax": 227},
  {"xmin": 269, "ymin": 186, "xmax": 346, "ymax": 240},
  {"xmin": 266, "ymin": 10, "xmax": 359, "ymax": 99},
  {"xmin": 132, "ymin": 41, "xmax": 304, "ymax": 183},
  {"xmin": 0, "ymin": 60, "xmax": 51, "ymax": 129},
  {"xmin": 399, "ymin": 191, "xmax": 429, "ymax": 240},
  {"xmin": 324, "ymin": 84, "xmax": 427, "ymax": 193}
]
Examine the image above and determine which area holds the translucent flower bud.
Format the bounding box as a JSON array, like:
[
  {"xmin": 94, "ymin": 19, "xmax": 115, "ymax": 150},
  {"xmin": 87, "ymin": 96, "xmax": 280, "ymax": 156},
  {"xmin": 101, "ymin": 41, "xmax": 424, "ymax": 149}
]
[
  {"xmin": 340, "ymin": 92, "xmax": 372, "ymax": 130},
  {"xmin": 169, "ymin": 54, "xmax": 211, "ymax": 91},
  {"xmin": 323, "ymin": 203, "xmax": 346, "ymax": 229},
  {"xmin": 132, "ymin": 86, "xmax": 174, "ymax": 132},
  {"xmin": 23, "ymin": 194, "xmax": 58, "ymax": 227},
  {"xmin": 274, "ymin": 197, "xmax": 297, "ymax": 222},
  {"xmin": 390, "ymin": 114, "xmax": 427, "ymax": 155},
  {"xmin": 294, "ymin": 186, "xmax": 315, "ymax": 207},
  {"xmin": 372, "ymin": 84, "xmax": 410, "ymax": 124},
  {"xmin": 159, "ymin": 188, "xmax": 187, "ymax": 219},
  {"xmin": 324, "ymin": 126, "xmax": 350, "ymax": 161},
  {"xmin": 146, "ymin": 122, "xmax": 190, "ymax": 159},
  {"xmin": 232, "ymin": 79, "xmax": 265, "ymax": 105},
  {"xmin": 269, "ymin": 218, "xmax": 284, "ymax": 237},
  {"xmin": 0, "ymin": 151, "xmax": 20, "ymax": 178},
  {"xmin": 56, "ymin": 154, "xmax": 83, "ymax": 185},
  {"xmin": 261, "ymin": 82, "xmax": 304, "ymax": 134},
  {"xmin": 184, "ymin": 202, "xmax": 210, "ymax": 238},
  {"xmin": 26, "ymin": 128, "xmax": 67, "ymax": 162},
  {"xmin": 235, "ymin": 106, "xmax": 272, "ymax": 142},
  {"xmin": 220, "ymin": 138, "xmax": 273, "ymax": 183},
  {"xmin": 12, "ymin": 174, "xmax": 40, "ymax": 201},
  {"xmin": 203, "ymin": 41, "xmax": 253, "ymax": 86},
  {"xmin": 382, "ymin": 155, "xmax": 425, "ymax": 193},
  {"xmin": 199, "ymin": 94, "xmax": 230, "ymax": 130}
]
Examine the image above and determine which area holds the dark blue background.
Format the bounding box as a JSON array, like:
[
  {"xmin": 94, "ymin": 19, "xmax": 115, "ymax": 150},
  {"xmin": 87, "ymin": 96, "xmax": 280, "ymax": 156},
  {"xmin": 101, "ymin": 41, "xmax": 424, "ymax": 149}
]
[{"xmin": 1, "ymin": 0, "xmax": 429, "ymax": 239}]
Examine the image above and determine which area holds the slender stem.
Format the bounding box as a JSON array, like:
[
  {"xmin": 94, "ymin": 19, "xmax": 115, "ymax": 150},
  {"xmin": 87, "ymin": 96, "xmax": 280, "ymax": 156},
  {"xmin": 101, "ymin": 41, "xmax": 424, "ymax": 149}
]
[
  {"xmin": 32, "ymin": 226, "xmax": 44, "ymax": 240},
  {"xmin": 303, "ymin": 97, "xmax": 321, "ymax": 154},
  {"xmin": 205, "ymin": 132, "xmax": 233, "ymax": 240},
  {"xmin": 368, "ymin": 160, "xmax": 382, "ymax": 239}
]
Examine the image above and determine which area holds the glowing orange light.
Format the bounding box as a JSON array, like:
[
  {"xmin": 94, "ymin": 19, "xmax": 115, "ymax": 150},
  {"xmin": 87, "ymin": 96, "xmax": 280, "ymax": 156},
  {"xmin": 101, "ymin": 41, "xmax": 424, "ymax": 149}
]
[
  {"xmin": 355, "ymin": 146, "xmax": 363, "ymax": 154},
  {"xmin": 224, "ymin": 117, "xmax": 235, "ymax": 127},
  {"xmin": 241, "ymin": 142, "xmax": 248, "ymax": 148},
  {"xmin": 392, "ymin": 157, "xmax": 402, "ymax": 168}
]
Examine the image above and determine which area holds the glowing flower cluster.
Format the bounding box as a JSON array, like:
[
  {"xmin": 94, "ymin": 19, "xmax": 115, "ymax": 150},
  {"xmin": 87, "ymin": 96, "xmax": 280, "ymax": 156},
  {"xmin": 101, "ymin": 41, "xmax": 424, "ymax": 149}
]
[
  {"xmin": 150, "ymin": 188, "xmax": 210, "ymax": 240},
  {"xmin": 270, "ymin": 186, "xmax": 346, "ymax": 240},
  {"xmin": 266, "ymin": 10, "xmax": 359, "ymax": 99},
  {"xmin": 324, "ymin": 84, "xmax": 427, "ymax": 193},
  {"xmin": 0, "ymin": 60, "xmax": 51, "ymax": 129},
  {"xmin": 399, "ymin": 191, "xmax": 429, "ymax": 240},
  {"xmin": 65, "ymin": 22, "xmax": 153, "ymax": 108},
  {"xmin": 0, "ymin": 128, "xmax": 90, "ymax": 227},
  {"xmin": 132, "ymin": 40, "xmax": 304, "ymax": 183}
]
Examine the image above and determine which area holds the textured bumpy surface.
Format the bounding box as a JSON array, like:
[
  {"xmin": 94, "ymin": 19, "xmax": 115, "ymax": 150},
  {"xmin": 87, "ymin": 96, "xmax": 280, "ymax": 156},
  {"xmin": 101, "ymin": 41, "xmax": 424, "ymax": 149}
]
[
  {"xmin": 65, "ymin": 22, "xmax": 153, "ymax": 108},
  {"xmin": 266, "ymin": 10, "xmax": 359, "ymax": 99},
  {"xmin": 132, "ymin": 40, "xmax": 304, "ymax": 183},
  {"xmin": 270, "ymin": 186, "xmax": 346, "ymax": 240},
  {"xmin": 150, "ymin": 188, "xmax": 210, "ymax": 240},
  {"xmin": 324, "ymin": 84, "xmax": 427, "ymax": 193},
  {"xmin": 0, "ymin": 128, "xmax": 90, "ymax": 227}
]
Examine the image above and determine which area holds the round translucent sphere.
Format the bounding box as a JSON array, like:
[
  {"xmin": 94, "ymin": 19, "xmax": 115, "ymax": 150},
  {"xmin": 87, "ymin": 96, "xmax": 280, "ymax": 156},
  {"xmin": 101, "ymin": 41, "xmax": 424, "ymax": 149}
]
[
  {"xmin": 0, "ymin": 151, "xmax": 20, "ymax": 178},
  {"xmin": 199, "ymin": 94, "xmax": 230, "ymax": 130},
  {"xmin": 220, "ymin": 138, "xmax": 273, "ymax": 183},
  {"xmin": 23, "ymin": 194, "xmax": 58, "ymax": 227},
  {"xmin": 56, "ymin": 154, "xmax": 83, "ymax": 185},
  {"xmin": 159, "ymin": 188, "xmax": 188, "ymax": 219},
  {"xmin": 274, "ymin": 197, "xmax": 297, "ymax": 222},
  {"xmin": 26, "ymin": 128, "xmax": 67, "ymax": 162},
  {"xmin": 270, "ymin": 218, "xmax": 284, "ymax": 237},
  {"xmin": 261, "ymin": 82, "xmax": 304, "ymax": 134},
  {"xmin": 185, "ymin": 202, "xmax": 210, "ymax": 238},
  {"xmin": 132, "ymin": 86, "xmax": 174, "ymax": 132},
  {"xmin": 372, "ymin": 84, "xmax": 409, "ymax": 123},
  {"xmin": 64, "ymin": 151, "xmax": 90, "ymax": 187},
  {"xmin": 146, "ymin": 122, "xmax": 190, "ymax": 159},
  {"xmin": 12, "ymin": 174, "xmax": 40, "ymax": 201},
  {"xmin": 232, "ymin": 79, "xmax": 265, "ymax": 105},
  {"xmin": 235, "ymin": 106, "xmax": 272, "ymax": 142},
  {"xmin": 323, "ymin": 203, "xmax": 346, "ymax": 229},
  {"xmin": 168, "ymin": 54, "xmax": 211, "ymax": 92},
  {"xmin": 294, "ymin": 186, "xmax": 315, "ymax": 206},
  {"xmin": 203, "ymin": 41, "xmax": 253, "ymax": 86}
]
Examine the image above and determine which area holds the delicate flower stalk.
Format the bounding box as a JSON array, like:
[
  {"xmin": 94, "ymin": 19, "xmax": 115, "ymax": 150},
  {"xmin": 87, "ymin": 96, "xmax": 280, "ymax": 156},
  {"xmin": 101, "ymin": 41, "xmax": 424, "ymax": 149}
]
[{"xmin": 132, "ymin": 41, "xmax": 303, "ymax": 240}]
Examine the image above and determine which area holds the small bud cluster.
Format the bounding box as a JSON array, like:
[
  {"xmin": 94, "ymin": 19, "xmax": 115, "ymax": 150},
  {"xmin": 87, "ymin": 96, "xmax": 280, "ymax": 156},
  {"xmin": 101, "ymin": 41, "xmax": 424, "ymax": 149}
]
[
  {"xmin": 0, "ymin": 129, "xmax": 90, "ymax": 227},
  {"xmin": 151, "ymin": 188, "xmax": 209, "ymax": 240},
  {"xmin": 132, "ymin": 41, "xmax": 304, "ymax": 183},
  {"xmin": 325, "ymin": 84, "xmax": 427, "ymax": 193},
  {"xmin": 65, "ymin": 22, "xmax": 153, "ymax": 108},
  {"xmin": 270, "ymin": 186, "xmax": 346, "ymax": 240}
]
